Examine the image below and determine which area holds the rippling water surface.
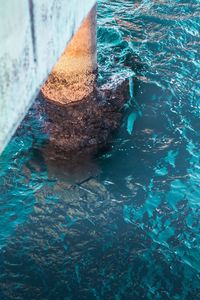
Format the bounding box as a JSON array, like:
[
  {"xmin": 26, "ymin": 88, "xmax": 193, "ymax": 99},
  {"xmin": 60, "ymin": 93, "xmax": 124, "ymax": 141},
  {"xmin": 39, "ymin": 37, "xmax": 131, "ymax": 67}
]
[{"xmin": 0, "ymin": 1, "xmax": 200, "ymax": 299}]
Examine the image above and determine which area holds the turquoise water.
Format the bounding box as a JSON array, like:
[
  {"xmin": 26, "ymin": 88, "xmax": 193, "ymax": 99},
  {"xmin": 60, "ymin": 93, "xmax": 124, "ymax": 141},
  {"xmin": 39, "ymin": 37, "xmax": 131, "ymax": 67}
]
[{"xmin": 0, "ymin": 0, "xmax": 200, "ymax": 299}]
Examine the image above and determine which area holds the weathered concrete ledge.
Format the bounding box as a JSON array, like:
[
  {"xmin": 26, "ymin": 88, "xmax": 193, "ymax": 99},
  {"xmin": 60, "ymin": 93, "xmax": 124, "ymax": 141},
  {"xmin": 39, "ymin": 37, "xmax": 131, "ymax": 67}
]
[
  {"xmin": 0, "ymin": 0, "xmax": 96, "ymax": 154},
  {"xmin": 41, "ymin": 5, "xmax": 97, "ymax": 104}
]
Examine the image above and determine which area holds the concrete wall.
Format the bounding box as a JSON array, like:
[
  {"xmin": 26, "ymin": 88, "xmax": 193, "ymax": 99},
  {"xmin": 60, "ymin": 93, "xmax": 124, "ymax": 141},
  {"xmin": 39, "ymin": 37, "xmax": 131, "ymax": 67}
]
[{"xmin": 0, "ymin": 0, "xmax": 96, "ymax": 154}]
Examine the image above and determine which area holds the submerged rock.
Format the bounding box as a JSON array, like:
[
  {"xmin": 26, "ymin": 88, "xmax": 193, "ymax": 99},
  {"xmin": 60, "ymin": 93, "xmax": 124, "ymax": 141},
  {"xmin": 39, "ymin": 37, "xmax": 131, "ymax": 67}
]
[{"xmin": 40, "ymin": 77, "xmax": 129, "ymax": 159}]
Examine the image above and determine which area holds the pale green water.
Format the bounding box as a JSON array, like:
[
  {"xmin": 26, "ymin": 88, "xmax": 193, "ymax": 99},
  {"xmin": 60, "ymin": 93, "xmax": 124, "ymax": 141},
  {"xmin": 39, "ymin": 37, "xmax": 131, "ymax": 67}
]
[{"xmin": 0, "ymin": 0, "xmax": 199, "ymax": 299}]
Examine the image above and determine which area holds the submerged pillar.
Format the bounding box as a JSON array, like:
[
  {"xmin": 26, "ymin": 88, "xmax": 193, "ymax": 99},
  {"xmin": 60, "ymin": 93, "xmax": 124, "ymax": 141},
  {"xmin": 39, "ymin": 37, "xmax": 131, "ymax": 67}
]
[
  {"xmin": 41, "ymin": 5, "xmax": 97, "ymax": 104},
  {"xmin": 39, "ymin": 3, "xmax": 129, "ymax": 164}
]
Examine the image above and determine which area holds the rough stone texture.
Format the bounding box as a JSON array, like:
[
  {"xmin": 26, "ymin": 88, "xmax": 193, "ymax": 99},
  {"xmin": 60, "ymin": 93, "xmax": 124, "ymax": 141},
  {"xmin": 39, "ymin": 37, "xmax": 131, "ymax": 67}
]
[
  {"xmin": 0, "ymin": 0, "xmax": 96, "ymax": 154},
  {"xmin": 39, "ymin": 78, "xmax": 130, "ymax": 166}
]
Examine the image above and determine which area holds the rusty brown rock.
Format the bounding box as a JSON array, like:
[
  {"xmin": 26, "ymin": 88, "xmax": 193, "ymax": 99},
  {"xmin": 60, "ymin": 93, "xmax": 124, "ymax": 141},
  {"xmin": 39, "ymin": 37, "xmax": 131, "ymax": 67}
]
[{"xmin": 40, "ymin": 78, "xmax": 129, "ymax": 160}]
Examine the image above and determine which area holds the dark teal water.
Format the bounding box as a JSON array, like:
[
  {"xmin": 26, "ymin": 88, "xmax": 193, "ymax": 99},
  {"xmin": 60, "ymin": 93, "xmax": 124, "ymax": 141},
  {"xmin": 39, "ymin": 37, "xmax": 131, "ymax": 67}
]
[{"xmin": 0, "ymin": 0, "xmax": 200, "ymax": 299}]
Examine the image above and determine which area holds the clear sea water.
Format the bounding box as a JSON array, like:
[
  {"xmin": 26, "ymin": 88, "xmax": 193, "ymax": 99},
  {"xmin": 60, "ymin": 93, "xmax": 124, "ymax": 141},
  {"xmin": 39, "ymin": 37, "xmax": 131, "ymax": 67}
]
[{"xmin": 0, "ymin": 0, "xmax": 200, "ymax": 299}]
